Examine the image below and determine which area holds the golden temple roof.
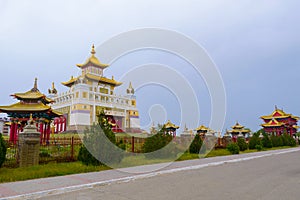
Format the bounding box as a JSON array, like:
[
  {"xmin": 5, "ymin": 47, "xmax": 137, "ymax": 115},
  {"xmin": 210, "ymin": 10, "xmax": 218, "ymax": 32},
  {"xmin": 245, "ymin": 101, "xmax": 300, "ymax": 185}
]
[
  {"xmin": 76, "ymin": 45, "xmax": 109, "ymax": 69},
  {"xmin": 12, "ymin": 78, "xmax": 54, "ymax": 104},
  {"xmin": 195, "ymin": 125, "xmax": 210, "ymax": 131},
  {"xmin": 261, "ymin": 118, "xmax": 285, "ymax": 127},
  {"xmin": 164, "ymin": 120, "xmax": 179, "ymax": 129},
  {"xmin": 85, "ymin": 73, "xmax": 122, "ymax": 86},
  {"xmin": 229, "ymin": 122, "xmax": 250, "ymax": 133},
  {"xmin": 261, "ymin": 106, "xmax": 299, "ymax": 120},
  {"xmin": 0, "ymin": 102, "xmax": 62, "ymax": 119},
  {"xmin": 231, "ymin": 122, "xmax": 244, "ymax": 129},
  {"xmin": 230, "ymin": 129, "xmax": 250, "ymax": 133},
  {"xmin": 61, "ymin": 76, "xmax": 78, "ymax": 87},
  {"xmin": 0, "ymin": 102, "xmax": 51, "ymax": 112},
  {"xmin": 293, "ymin": 125, "xmax": 300, "ymax": 129}
]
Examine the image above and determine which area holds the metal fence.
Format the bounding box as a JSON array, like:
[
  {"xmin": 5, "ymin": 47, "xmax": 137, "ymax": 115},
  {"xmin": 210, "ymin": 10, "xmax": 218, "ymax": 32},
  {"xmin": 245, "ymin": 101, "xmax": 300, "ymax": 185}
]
[{"xmin": 3, "ymin": 137, "xmax": 82, "ymax": 167}]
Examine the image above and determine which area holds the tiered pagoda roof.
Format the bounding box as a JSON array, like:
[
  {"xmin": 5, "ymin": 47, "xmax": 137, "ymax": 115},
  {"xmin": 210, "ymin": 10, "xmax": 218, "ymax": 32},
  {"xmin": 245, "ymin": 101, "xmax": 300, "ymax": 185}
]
[
  {"xmin": 62, "ymin": 45, "xmax": 122, "ymax": 87},
  {"xmin": 261, "ymin": 106, "xmax": 299, "ymax": 120},
  {"xmin": 76, "ymin": 44, "xmax": 109, "ymax": 69},
  {"xmin": 195, "ymin": 125, "xmax": 211, "ymax": 132},
  {"xmin": 0, "ymin": 78, "xmax": 62, "ymax": 119},
  {"xmin": 164, "ymin": 120, "xmax": 179, "ymax": 129},
  {"xmin": 229, "ymin": 122, "xmax": 250, "ymax": 133},
  {"xmin": 261, "ymin": 118, "xmax": 285, "ymax": 128}
]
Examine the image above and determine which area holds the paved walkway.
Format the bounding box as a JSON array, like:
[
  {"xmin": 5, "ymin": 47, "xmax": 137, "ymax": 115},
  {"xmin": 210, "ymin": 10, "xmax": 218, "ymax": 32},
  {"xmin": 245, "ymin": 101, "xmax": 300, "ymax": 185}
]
[{"xmin": 0, "ymin": 147, "xmax": 299, "ymax": 199}]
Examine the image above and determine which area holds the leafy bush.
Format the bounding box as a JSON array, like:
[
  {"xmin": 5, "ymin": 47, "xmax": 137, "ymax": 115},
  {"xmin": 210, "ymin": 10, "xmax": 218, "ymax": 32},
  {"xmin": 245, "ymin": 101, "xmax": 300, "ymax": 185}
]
[
  {"xmin": 280, "ymin": 134, "xmax": 296, "ymax": 147},
  {"xmin": 255, "ymin": 144, "xmax": 263, "ymax": 151},
  {"xmin": 262, "ymin": 133, "xmax": 273, "ymax": 148},
  {"xmin": 271, "ymin": 135, "xmax": 283, "ymax": 147},
  {"xmin": 249, "ymin": 135, "xmax": 262, "ymax": 149},
  {"xmin": 142, "ymin": 126, "xmax": 177, "ymax": 159},
  {"xmin": 78, "ymin": 110, "xmax": 124, "ymax": 166},
  {"xmin": 237, "ymin": 138, "xmax": 248, "ymax": 151},
  {"xmin": 189, "ymin": 134, "xmax": 203, "ymax": 154},
  {"xmin": 117, "ymin": 140, "xmax": 126, "ymax": 151},
  {"xmin": 0, "ymin": 133, "xmax": 7, "ymax": 168},
  {"xmin": 226, "ymin": 143, "xmax": 240, "ymax": 154}
]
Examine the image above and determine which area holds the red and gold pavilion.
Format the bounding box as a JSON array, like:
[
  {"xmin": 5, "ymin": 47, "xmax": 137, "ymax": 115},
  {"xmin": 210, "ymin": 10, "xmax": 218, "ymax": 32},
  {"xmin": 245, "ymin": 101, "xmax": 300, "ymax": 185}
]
[
  {"xmin": 164, "ymin": 120, "xmax": 179, "ymax": 138},
  {"xmin": 194, "ymin": 125, "xmax": 213, "ymax": 140},
  {"xmin": 261, "ymin": 106, "xmax": 299, "ymax": 136},
  {"xmin": 228, "ymin": 122, "xmax": 250, "ymax": 142},
  {"xmin": 0, "ymin": 78, "xmax": 63, "ymax": 144}
]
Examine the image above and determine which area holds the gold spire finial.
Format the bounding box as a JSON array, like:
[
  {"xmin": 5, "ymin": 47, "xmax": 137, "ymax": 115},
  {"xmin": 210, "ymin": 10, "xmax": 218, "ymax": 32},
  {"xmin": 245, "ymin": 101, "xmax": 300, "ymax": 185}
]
[
  {"xmin": 34, "ymin": 78, "xmax": 38, "ymax": 89},
  {"xmin": 52, "ymin": 82, "xmax": 55, "ymax": 89},
  {"xmin": 91, "ymin": 44, "xmax": 96, "ymax": 55},
  {"xmin": 275, "ymin": 105, "xmax": 278, "ymax": 110},
  {"xmin": 31, "ymin": 78, "xmax": 39, "ymax": 92}
]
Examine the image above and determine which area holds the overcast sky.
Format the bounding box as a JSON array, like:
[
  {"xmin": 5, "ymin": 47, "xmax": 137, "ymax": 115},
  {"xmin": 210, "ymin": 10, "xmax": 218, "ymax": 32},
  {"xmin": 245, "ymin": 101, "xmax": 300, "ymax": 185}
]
[{"xmin": 0, "ymin": 0, "xmax": 299, "ymax": 133}]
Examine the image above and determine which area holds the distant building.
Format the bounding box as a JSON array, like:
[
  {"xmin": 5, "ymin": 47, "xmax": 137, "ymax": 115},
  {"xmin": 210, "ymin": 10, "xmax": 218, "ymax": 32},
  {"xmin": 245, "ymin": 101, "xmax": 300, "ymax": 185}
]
[
  {"xmin": 261, "ymin": 106, "xmax": 299, "ymax": 136},
  {"xmin": 228, "ymin": 122, "xmax": 250, "ymax": 142},
  {"xmin": 0, "ymin": 117, "xmax": 9, "ymax": 136}
]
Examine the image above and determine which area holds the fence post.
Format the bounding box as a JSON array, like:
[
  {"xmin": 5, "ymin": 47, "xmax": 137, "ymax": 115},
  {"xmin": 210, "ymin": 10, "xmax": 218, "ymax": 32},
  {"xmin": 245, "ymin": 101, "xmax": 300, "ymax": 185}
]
[
  {"xmin": 131, "ymin": 136, "xmax": 134, "ymax": 153},
  {"xmin": 71, "ymin": 136, "xmax": 74, "ymax": 161}
]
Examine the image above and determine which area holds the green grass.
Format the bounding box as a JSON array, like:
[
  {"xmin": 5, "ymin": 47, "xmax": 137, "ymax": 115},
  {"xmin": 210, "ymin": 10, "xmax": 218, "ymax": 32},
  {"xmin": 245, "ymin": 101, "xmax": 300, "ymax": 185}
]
[
  {"xmin": 0, "ymin": 162, "xmax": 110, "ymax": 183},
  {"xmin": 205, "ymin": 148, "xmax": 232, "ymax": 158}
]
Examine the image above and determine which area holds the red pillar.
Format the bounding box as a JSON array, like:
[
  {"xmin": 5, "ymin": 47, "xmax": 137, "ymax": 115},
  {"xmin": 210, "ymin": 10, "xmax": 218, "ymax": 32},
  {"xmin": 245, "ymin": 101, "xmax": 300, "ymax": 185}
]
[
  {"xmin": 46, "ymin": 123, "xmax": 51, "ymax": 143},
  {"xmin": 13, "ymin": 121, "xmax": 18, "ymax": 144},
  {"xmin": 9, "ymin": 122, "xmax": 14, "ymax": 143},
  {"xmin": 39, "ymin": 122, "xmax": 44, "ymax": 144}
]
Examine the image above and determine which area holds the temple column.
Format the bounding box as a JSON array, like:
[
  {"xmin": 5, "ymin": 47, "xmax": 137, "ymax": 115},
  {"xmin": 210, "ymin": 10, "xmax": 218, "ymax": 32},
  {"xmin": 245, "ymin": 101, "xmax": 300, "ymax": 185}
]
[
  {"xmin": 13, "ymin": 121, "xmax": 18, "ymax": 144},
  {"xmin": 39, "ymin": 121, "xmax": 44, "ymax": 144},
  {"xmin": 43, "ymin": 123, "xmax": 47, "ymax": 143},
  {"xmin": 58, "ymin": 118, "xmax": 62, "ymax": 133},
  {"xmin": 54, "ymin": 119, "xmax": 58, "ymax": 133},
  {"xmin": 9, "ymin": 121, "xmax": 14, "ymax": 143},
  {"xmin": 46, "ymin": 123, "xmax": 51, "ymax": 144}
]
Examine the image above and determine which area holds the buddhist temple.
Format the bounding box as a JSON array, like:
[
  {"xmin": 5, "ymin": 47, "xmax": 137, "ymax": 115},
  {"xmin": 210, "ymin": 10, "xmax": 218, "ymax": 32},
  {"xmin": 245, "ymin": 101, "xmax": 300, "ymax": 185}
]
[
  {"xmin": 164, "ymin": 120, "xmax": 179, "ymax": 137},
  {"xmin": 261, "ymin": 106, "xmax": 299, "ymax": 136},
  {"xmin": 228, "ymin": 122, "xmax": 250, "ymax": 142},
  {"xmin": 194, "ymin": 125, "xmax": 214, "ymax": 139},
  {"xmin": 0, "ymin": 78, "xmax": 63, "ymax": 144},
  {"xmin": 50, "ymin": 45, "xmax": 140, "ymax": 133}
]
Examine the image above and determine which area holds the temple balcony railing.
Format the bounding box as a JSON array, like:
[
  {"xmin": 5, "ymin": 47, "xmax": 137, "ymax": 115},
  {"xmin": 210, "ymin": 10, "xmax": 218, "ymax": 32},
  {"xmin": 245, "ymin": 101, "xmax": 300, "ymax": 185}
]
[{"xmin": 51, "ymin": 91, "xmax": 136, "ymax": 110}]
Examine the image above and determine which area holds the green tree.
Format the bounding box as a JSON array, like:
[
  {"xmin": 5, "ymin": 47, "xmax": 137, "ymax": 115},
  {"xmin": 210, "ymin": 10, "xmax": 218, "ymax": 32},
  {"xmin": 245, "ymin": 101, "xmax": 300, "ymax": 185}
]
[
  {"xmin": 271, "ymin": 135, "xmax": 283, "ymax": 147},
  {"xmin": 142, "ymin": 126, "xmax": 177, "ymax": 159},
  {"xmin": 189, "ymin": 134, "xmax": 203, "ymax": 154},
  {"xmin": 261, "ymin": 132, "xmax": 273, "ymax": 148},
  {"xmin": 237, "ymin": 137, "xmax": 248, "ymax": 151},
  {"xmin": 0, "ymin": 133, "xmax": 7, "ymax": 168},
  {"xmin": 78, "ymin": 110, "xmax": 123, "ymax": 166},
  {"xmin": 280, "ymin": 134, "xmax": 296, "ymax": 147},
  {"xmin": 249, "ymin": 135, "xmax": 262, "ymax": 149},
  {"xmin": 227, "ymin": 143, "xmax": 240, "ymax": 154}
]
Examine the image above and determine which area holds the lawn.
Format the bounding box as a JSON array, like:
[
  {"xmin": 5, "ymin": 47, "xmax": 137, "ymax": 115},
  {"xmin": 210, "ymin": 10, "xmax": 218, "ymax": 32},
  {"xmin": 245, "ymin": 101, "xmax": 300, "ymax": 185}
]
[{"xmin": 0, "ymin": 162, "xmax": 110, "ymax": 183}]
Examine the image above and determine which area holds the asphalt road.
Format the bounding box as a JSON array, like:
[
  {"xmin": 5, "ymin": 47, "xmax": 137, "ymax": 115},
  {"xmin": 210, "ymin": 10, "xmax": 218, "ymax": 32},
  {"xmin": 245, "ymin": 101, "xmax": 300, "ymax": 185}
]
[{"xmin": 41, "ymin": 150, "xmax": 300, "ymax": 200}]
